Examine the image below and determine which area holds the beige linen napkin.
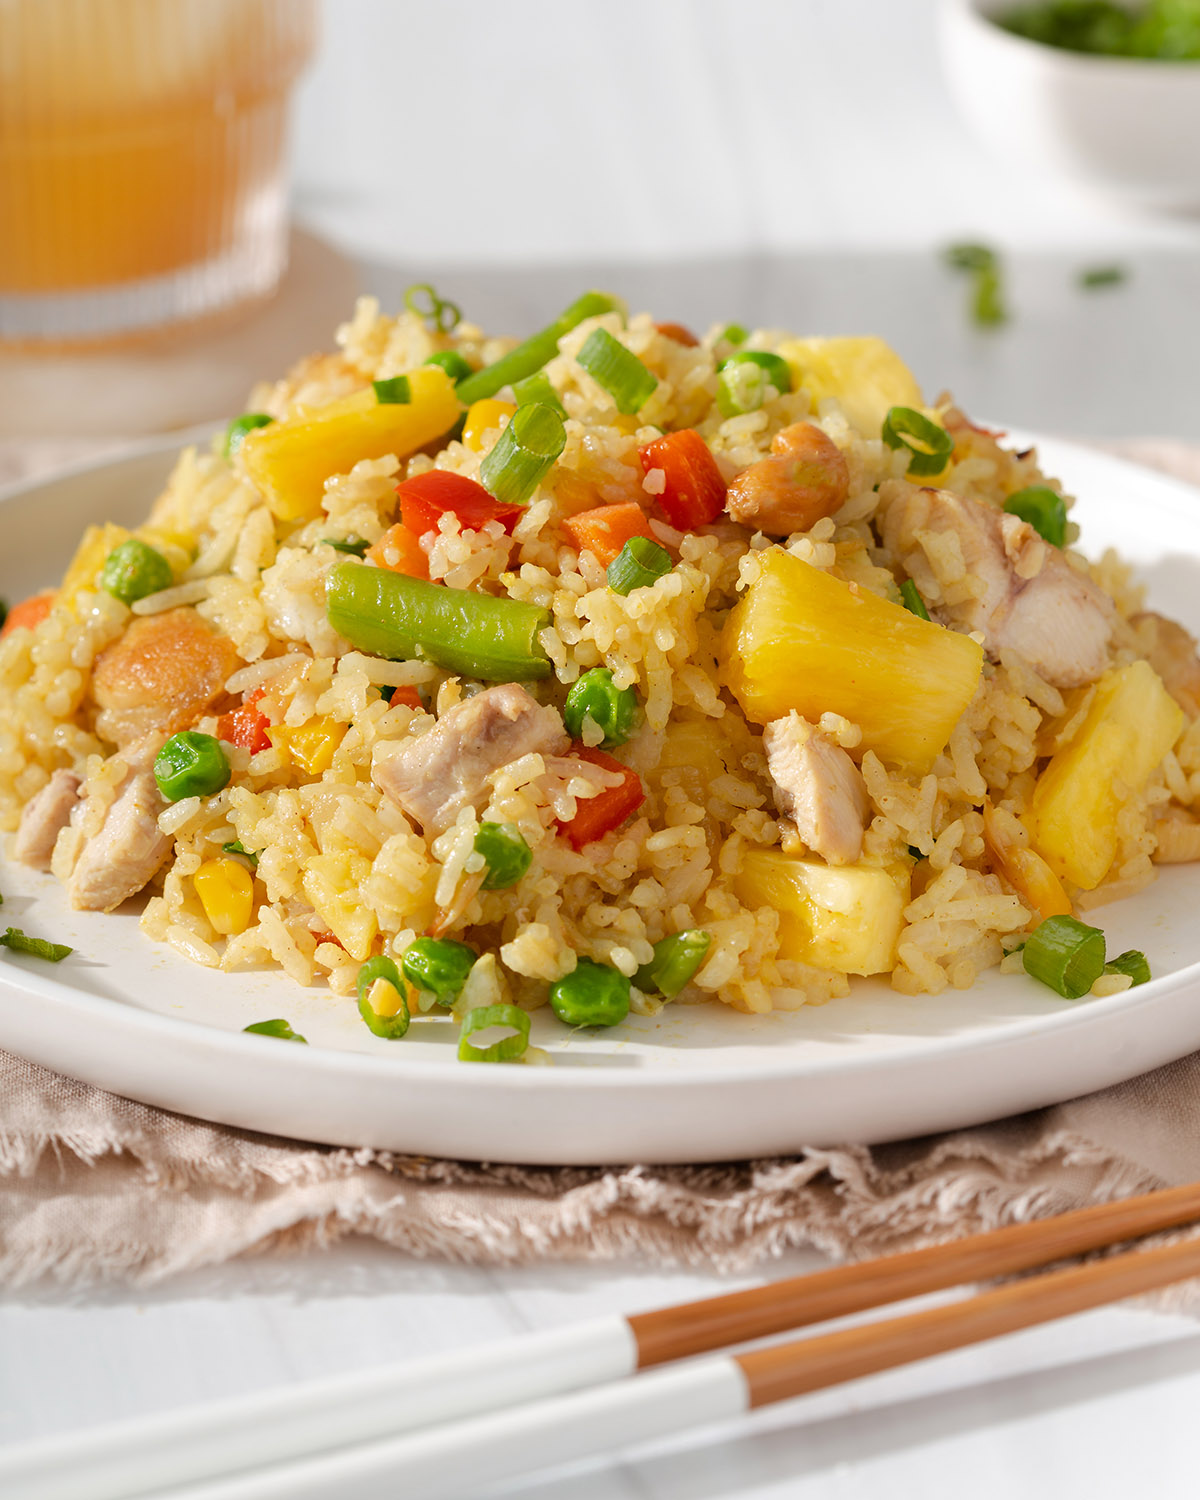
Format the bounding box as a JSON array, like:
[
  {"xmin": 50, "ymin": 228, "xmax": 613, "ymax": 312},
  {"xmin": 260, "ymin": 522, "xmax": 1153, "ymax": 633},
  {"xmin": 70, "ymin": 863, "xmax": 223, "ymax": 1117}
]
[{"xmin": 1, "ymin": 436, "xmax": 1199, "ymax": 1287}]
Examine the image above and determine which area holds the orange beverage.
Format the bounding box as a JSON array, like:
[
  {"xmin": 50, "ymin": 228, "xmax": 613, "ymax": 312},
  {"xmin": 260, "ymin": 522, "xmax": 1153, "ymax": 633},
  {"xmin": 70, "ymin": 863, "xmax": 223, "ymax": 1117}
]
[{"xmin": 0, "ymin": 0, "xmax": 315, "ymax": 344}]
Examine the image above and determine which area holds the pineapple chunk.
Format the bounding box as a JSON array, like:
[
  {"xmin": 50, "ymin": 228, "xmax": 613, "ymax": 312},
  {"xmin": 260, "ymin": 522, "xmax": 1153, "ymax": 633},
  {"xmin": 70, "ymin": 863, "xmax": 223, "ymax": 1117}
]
[
  {"xmin": 60, "ymin": 522, "xmax": 130, "ymax": 601},
  {"xmin": 241, "ymin": 365, "xmax": 460, "ymax": 522},
  {"xmin": 735, "ymin": 850, "xmax": 908, "ymax": 975},
  {"xmin": 720, "ymin": 549, "xmax": 983, "ymax": 774},
  {"xmin": 301, "ymin": 851, "xmax": 378, "ymax": 960},
  {"xmin": 776, "ymin": 336, "xmax": 923, "ymax": 438},
  {"xmin": 1026, "ymin": 660, "xmax": 1183, "ymax": 890}
]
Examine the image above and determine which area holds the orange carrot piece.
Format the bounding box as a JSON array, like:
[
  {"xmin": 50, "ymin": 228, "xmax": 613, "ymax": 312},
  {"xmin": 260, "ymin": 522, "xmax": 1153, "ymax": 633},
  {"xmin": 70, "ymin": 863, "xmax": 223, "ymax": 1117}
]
[
  {"xmin": 562, "ymin": 503, "xmax": 657, "ymax": 569},
  {"xmin": 0, "ymin": 590, "xmax": 55, "ymax": 639},
  {"xmin": 366, "ymin": 524, "xmax": 430, "ymax": 581}
]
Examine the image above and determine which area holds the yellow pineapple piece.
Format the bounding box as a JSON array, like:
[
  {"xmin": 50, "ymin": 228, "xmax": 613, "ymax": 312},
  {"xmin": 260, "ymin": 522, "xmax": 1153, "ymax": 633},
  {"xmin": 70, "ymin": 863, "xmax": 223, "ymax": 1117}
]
[
  {"xmin": 735, "ymin": 850, "xmax": 908, "ymax": 975},
  {"xmin": 301, "ymin": 851, "xmax": 378, "ymax": 960},
  {"xmin": 776, "ymin": 336, "xmax": 923, "ymax": 438},
  {"xmin": 241, "ymin": 365, "xmax": 460, "ymax": 522},
  {"xmin": 720, "ymin": 548, "xmax": 983, "ymax": 774},
  {"xmin": 60, "ymin": 522, "xmax": 129, "ymax": 600},
  {"xmin": 1026, "ymin": 660, "xmax": 1183, "ymax": 890}
]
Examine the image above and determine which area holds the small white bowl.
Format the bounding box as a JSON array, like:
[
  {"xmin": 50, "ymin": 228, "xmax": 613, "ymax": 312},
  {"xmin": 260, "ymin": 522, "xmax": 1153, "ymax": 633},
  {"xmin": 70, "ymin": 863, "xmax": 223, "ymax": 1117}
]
[{"xmin": 940, "ymin": 0, "xmax": 1200, "ymax": 210}]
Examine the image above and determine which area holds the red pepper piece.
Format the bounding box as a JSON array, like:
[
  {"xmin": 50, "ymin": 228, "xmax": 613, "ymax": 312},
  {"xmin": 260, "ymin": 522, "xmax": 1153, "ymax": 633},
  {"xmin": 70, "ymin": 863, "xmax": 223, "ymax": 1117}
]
[
  {"xmin": 397, "ymin": 469, "xmax": 525, "ymax": 538},
  {"xmin": 387, "ymin": 685, "xmax": 423, "ymax": 710},
  {"xmin": 0, "ymin": 590, "xmax": 55, "ymax": 639},
  {"xmin": 638, "ymin": 429, "xmax": 727, "ymax": 531},
  {"xmin": 217, "ymin": 685, "xmax": 272, "ymax": 754},
  {"xmin": 654, "ymin": 321, "xmax": 700, "ymax": 348},
  {"xmin": 557, "ymin": 745, "xmax": 645, "ymax": 850}
]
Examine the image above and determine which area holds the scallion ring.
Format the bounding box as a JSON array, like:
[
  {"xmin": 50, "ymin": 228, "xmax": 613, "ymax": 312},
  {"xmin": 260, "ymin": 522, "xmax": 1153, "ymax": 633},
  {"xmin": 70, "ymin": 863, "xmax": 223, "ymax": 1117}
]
[
  {"xmin": 606, "ymin": 536, "xmax": 672, "ymax": 595},
  {"xmin": 882, "ymin": 407, "xmax": 954, "ymax": 478},
  {"xmin": 1022, "ymin": 914, "xmax": 1107, "ymax": 1000},
  {"xmin": 373, "ymin": 376, "xmax": 411, "ymax": 405},
  {"xmin": 356, "ymin": 955, "xmax": 411, "ymax": 1039},
  {"xmin": 1105, "ymin": 949, "xmax": 1151, "ymax": 987},
  {"xmin": 512, "ymin": 371, "xmax": 566, "ymax": 416},
  {"xmin": 575, "ymin": 328, "xmax": 658, "ymax": 415},
  {"xmin": 479, "ymin": 402, "xmax": 567, "ymax": 506},
  {"xmin": 404, "ymin": 283, "xmax": 462, "ymax": 333},
  {"xmin": 1003, "ymin": 486, "xmax": 1067, "ymax": 548},
  {"xmin": 457, "ymin": 1003, "xmax": 531, "ymax": 1063}
]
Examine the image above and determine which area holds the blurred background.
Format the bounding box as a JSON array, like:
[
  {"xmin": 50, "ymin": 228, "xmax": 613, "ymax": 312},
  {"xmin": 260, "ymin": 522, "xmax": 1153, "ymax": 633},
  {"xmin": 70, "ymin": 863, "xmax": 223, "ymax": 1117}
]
[{"xmin": 4, "ymin": 0, "xmax": 1200, "ymax": 446}]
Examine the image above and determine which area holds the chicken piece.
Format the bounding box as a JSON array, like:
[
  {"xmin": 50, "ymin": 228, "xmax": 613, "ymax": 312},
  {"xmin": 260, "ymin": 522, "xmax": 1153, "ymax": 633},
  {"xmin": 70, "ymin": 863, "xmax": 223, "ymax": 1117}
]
[
  {"xmin": 68, "ymin": 747, "xmax": 171, "ymax": 912},
  {"xmin": 91, "ymin": 608, "xmax": 241, "ymax": 752},
  {"xmin": 373, "ymin": 684, "xmax": 569, "ymax": 835},
  {"xmin": 725, "ymin": 422, "xmax": 850, "ymax": 537},
  {"xmin": 13, "ymin": 769, "xmax": 81, "ymax": 870},
  {"xmin": 1132, "ymin": 611, "xmax": 1200, "ymax": 718},
  {"xmin": 878, "ymin": 485, "xmax": 1113, "ymax": 689},
  {"xmin": 762, "ymin": 713, "xmax": 869, "ymax": 865}
]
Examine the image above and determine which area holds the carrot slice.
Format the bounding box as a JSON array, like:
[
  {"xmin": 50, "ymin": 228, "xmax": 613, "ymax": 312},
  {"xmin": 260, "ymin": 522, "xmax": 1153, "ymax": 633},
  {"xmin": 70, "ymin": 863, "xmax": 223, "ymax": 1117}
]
[
  {"xmin": 0, "ymin": 590, "xmax": 55, "ymax": 640},
  {"xmin": 366, "ymin": 523, "xmax": 430, "ymax": 581},
  {"xmin": 557, "ymin": 745, "xmax": 645, "ymax": 850},
  {"xmin": 562, "ymin": 503, "xmax": 657, "ymax": 569}
]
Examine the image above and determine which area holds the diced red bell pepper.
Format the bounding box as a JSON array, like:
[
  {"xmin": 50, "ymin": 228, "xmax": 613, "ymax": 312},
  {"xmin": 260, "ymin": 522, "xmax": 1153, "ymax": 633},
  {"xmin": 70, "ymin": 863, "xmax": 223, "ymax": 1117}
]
[
  {"xmin": 396, "ymin": 469, "xmax": 525, "ymax": 539},
  {"xmin": 0, "ymin": 590, "xmax": 55, "ymax": 639},
  {"xmin": 638, "ymin": 429, "xmax": 727, "ymax": 531},
  {"xmin": 217, "ymin": 685, "xmax": 272, "ymax": 754},
  {"xmin": 654, "ymin": 321, "xmax": 700, "ymax": 348},
  {"xmin": 557, "ymin": 745, "xmax": 645, "ymax": 851},
  {"xmin": 387, "ymin": 684, "xmax": 423, "ymax": 709}
]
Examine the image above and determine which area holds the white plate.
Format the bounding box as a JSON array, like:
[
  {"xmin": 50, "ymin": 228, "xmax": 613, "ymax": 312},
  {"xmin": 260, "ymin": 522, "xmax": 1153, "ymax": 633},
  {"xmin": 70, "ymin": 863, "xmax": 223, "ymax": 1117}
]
[{"xmin": 2, "ymin": 433, "xmax": 1199, "ymax": 1164}]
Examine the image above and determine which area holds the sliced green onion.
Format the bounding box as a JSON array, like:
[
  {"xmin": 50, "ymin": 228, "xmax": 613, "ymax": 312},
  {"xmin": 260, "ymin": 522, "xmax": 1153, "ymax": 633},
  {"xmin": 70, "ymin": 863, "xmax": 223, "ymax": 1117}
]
[
  {"xmin": 154, "ymin": 731, "xmax": 230, "ymax": 802},
  {"xmin": 944, "ymin": 243, "xmax": 997, "ymax": 273},
  {"xmin": 479, "ymin": 402, "xmax": 566, "ymax": 506},
  {"xmin": 100, "ymin": 539, "xmax": 174, "ymax": 605},
  {"xmin": 404, "ymin": 283, "xmax": 462, "ymax": 333},
  {"xmin": 326, "ymin": 562, "xmax": 551, "ymax": 682},
  {"xmin": 474, "ymin": 821, "xmax": 533, "ymax": 891},
  {"xmin": 1079, "ymin": 265, "xmax": 1127, "ymax": 289},
  {"xmin": 0, "ymin": 927, "xmax": 72, "ymax": 962},
  {"xmin": 973, "ymin": 265, "xmax": 1007, "ymax": 328},
  {"xmin": 882, "ymin": 407, "xmax": 955, "ymax": 478},
  {"xmin": 322, "ymin": 536, "xmax": 371, "ymax": 556},
  {"xmin": 1105, "ymin": 949, "xmax": 1151, "ymax": 987},
  {"xmin": 457, "ymin": 1002, "xmax": 531, "ymax": 1063},
  {"xmin": 221, "ymin": 840, "xmax": 259, "ymax": 869},
  {"xmin": 563, "ymin": 668, "xmax": 641, "ymax": 748},
  {"xmin": 456, "ymin": 291, "xmax": 625, "ymax": 405},
  {"xmin": 512, "ymin": 371, "xmax": 566, "ymax": 417},
  {"xmin": 719, "ymin": 323, "xmax": 748, "ymax": 347},
  {"xmin": 356, "ymin": 955, "xmax": 411, "ymax": 1038},
  {"xmin": 401, "ymin": 936, "xmax": 476, "ymax": 1006},
  {"xmin": 576, "ymin": 328, "xmax": 658, "ymax": 415},
  {"xmin": 900, "ymin": 579, "xmax": 931, "ymax": 620},
  {"xmin": 424, "ymin": 350, "xmax": 473, "ymax": 382},
  {"xmin": 373, "ymin": 376, "xmax": 411, "ymax": 405},
  {"xmin": 549, "ymin": 957, "xmax": 630, "ymax": 1028},
  {"xmin": 606, "ymin": 536, "xmax": 672, "ymax": 596},
  {"xmin": 243, "ymin": 1018, "xmax": 307, "ymax": 1042},
  {"xmin": 634, "ymin": 930, "xmax": 711, "ymax": 998},
  {"xmin": 1003, "ymin": 485, "xmax": 1067, "ymax": 548},
  {"xmin": 223, "ymin": 412, "xmax": 273, "ymax": 457},
  {"xmin": 1022, "ymin": 914, "xmax": 1107, "ymax": 999}
]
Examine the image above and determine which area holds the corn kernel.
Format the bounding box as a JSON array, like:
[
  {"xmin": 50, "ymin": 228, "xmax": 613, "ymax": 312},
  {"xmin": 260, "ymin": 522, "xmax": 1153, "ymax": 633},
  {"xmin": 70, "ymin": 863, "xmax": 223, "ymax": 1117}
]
[
  {"xmin": 269, "ymin": 718, "xmax": 346, "ymax": 776},
  {"xmin": 462, "ymin": 399, "xmax": 516, "ymax": 453},
  {"xmin": 194, "ymin": 857, "xmax": 255, "ymax": 936}
]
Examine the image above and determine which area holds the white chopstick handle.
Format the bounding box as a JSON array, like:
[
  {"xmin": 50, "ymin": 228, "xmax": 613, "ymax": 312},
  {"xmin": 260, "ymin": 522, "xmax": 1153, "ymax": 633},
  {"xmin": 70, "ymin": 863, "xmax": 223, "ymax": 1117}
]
[
  {"xmin": 171, "ymin": 1355, "xmax": 751, "ymax": 1500},
  {"xmin": 0, "ymin": 1315, "xmax": 638, "ymax": 1500}
]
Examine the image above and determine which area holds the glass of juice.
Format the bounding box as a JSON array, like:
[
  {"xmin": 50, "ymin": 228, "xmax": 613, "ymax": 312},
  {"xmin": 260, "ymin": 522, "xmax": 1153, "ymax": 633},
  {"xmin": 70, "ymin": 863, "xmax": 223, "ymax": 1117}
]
[{"xmin": 0, "ymin": 0, "xmax": 316, "ymax": 347}]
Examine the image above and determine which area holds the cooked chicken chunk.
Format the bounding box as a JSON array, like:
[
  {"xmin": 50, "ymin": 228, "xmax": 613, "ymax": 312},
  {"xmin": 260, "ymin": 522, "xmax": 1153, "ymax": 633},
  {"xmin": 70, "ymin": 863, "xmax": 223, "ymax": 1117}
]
[
  {"xmin": 68, "ymin": 746, "xmax": 170, "ymax": 912},
  {"xmin": 1133, "ymin": 611, "xmax": 1200, "ymax": 718},
  {"xmin": 725, "ymin": 422, "xmax": 850, "ymax": 536},
  {"xmin": 13, "ymin": 769, "xmax": 81, "ymax": 870},
  {"xmin": 91, "ymin": 608, "xmax": 241, "ymax": 751},
  {"xmin": 878, "ymin": 486, "xmax": 1113, "ymax": 689},
  {"xmin": 763, "ymin": 714, "xmax": 869, "ymax": 865},
  {"xmin": 373, "ymin": 684, "xmax": 569, "ymax": 835}
]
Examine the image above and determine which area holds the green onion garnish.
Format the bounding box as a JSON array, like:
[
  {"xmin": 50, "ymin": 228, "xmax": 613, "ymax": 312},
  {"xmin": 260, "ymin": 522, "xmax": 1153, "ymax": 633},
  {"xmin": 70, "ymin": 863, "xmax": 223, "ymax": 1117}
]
[
  {"xmin": 458, "ymin": 1002, "xmax": 531, "ymax": 1063},
  {"xmin": 1022, "ymin": 914, "xmax": 1107, "ymax": 999},
  {"xmin": 1105, "ymin": 949, "xmax": 1151, "ymax": 986},
  {"xmin": 944, "ymin": 243, "xmax": 997, "ymax": 273},
  {"xmin": 1003, "ymin": 485, "xmax": 1067, "ymax": 547},
  {"xmin": 973, "ymin": 265, "xmax": 1007, "ymax": 328},
  {"xmin": 882, "ymin": 406, "xmax": 955, "ymax": 478},
  {"xmin": 563, "ymin": 668, "xmax": 641, "ymax": 748},
  {"xmin": 549, "ymin": 958, "xmax": 630, "ymax": 1028},
  {"xmin": 512, "ymin": 371, "xmax": 566, "ymax": 417},
  {"xmin": 479, "ymin": 401, "xmax": 567, "ymax": 506},
  {"xmin": 243, "ymin": 1018, "xmax": 307, "ymax": 1042},
  {"xmin": 322, "ymin": 536, "xmax": 371, "ymax": 556},
  {"xmin": 356, "ymin": 955, "xmax": 411, "ymax": 1038},
  {"xmin": 900, "ymin": 579, "xmax": 931, "ymax": 620},
  {"xmin": 607, "ymin": 536, "xmax": 673, "ymax": 596},
  {"xmin": 424, "ymin": 350, "xmax": 473, "ymax": 382},
  {"xmin": 474, "ymin": 821, "xmax": 533, "ymax": 891},
  {"xmin": 715, "ymin": 350, "xmax": 793, "ymax": 420},
  {"xmin": 1079, "ymin": 264, "xmax": 1127, "ymax": 289},
  {"xmin": 634, "ymin": 930, "xmax": 711, "ymax": 998},
  {"xmin": 456, "ymin": 291, "xmax": 625, "ymax": 406},
  {"xmin": 222, "ymin": 840, "xmax": 259, "ymax": 869},
  {"xmin": 576, "ymin": 328, "xmax": 658, "ymax": 415},
  {"xmin": 373, "ymin": 376, "xmax": 412, "ymax": 405},
  {"xmin": 0, "ymin": 927, "xmax": 72, "ymax": 962},
  {"xmin": 404, "ymin": 283, "xmax": 462, "ymax": 333},
  {"xmin": 401, "ymin": 936, "xmax": 476, "ymax": 1006},
  {"xmin": 719, "ymin": 323, "xmax": 748, "ymax": 347},
  {"xmin": 223, "ymin": 412, "xmax": 273, "ymax": 457}
]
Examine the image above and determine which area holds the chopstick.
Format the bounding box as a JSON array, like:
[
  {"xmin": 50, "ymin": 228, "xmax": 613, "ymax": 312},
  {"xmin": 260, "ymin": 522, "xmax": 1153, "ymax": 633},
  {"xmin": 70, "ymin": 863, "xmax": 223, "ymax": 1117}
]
[{"xmin": 8, "ymin": 1178, "xmax": 1200, "ymax": 1500}]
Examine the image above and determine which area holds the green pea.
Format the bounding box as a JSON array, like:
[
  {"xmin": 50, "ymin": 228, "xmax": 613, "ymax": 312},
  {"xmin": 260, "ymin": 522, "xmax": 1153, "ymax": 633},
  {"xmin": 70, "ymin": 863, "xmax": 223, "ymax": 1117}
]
[
  {"xmin": 634, "ymin": 930, "xmax": 712, "ymax": 998},
  {"xmin": 99, "ymin": 539, "xmax": 174, "ymax": 606},
  {"xmin": 356, "ymin": 955, "xmax": 410, "ymax": 1038},
  {"xmin": 224, "ymin": 412, "xmax": 274, "ymax": 457},
  {"xmin": 563, "ymin": 669, "xmax": 641, "ymax": 749},
  {"xmin": 401, "ymin": 936, "xmax": 476, "ymax": 1005},
  {"xmin": 153, "ymin": 731, "xmax": 231, "ymax": 802},
  {"xmin": 549, "ymin": 957, "xmax": 631, "ymax": 1028},
  {"xmin": 474, "ymin": 822, "xmax": 533, "ymax": 891}
]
